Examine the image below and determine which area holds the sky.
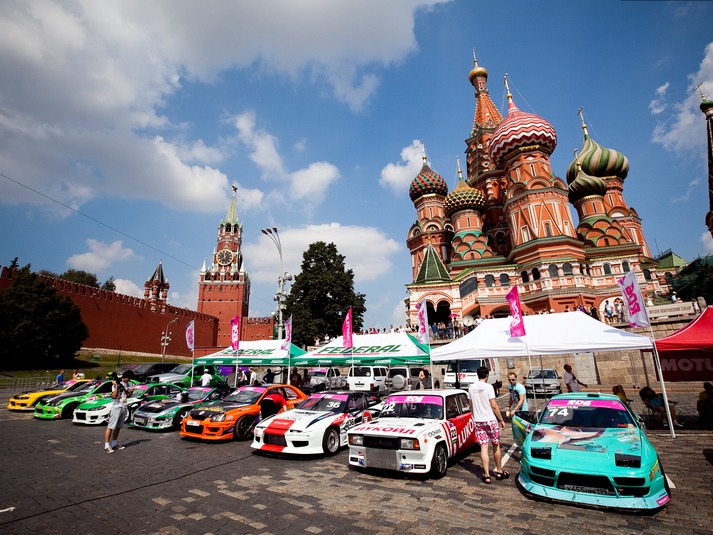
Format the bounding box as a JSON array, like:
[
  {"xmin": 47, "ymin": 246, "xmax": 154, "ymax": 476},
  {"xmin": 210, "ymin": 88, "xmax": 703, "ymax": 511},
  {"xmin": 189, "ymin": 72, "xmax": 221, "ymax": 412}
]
[{"xmin": 1, "ymin": 0, "xmax": 712, "ymax": 331}]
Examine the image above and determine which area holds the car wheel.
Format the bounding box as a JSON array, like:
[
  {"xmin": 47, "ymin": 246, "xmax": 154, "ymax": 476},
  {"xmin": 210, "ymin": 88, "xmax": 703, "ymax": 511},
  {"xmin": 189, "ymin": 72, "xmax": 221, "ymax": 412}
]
[
  {"xmin": 173, "ymin": 408, "xmax": 189, "ymax": 428},
  {"xmin": 322, "ymin": 427, "xmax": 340, "ymax": 456},
  {"xmin": 429, "ymin": 443, "xmax": 448, "ymax": 479},
  {"xmin": 61, "ymin": 402, "xmax": 78, "ymax": 420},
  {"xmin": 234, "ymin": 415, "xmax": 255, "ymax": 440}
]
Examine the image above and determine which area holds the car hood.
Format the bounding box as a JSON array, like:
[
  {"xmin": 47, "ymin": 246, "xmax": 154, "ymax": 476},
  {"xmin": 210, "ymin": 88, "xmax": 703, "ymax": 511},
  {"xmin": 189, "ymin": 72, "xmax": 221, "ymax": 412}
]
[
  {"xmin": 257, "ymin": 409, "xmax": 342, "ymax": 431},
  {"xmin": 188, "ymin": 401, "xmax": 253, "ymax": 419},
  {"xmin": 526, "ymin": 424, "xmax": 647, "ymax": 466},
  {"xmin": 349, "ymin": 416, "xmax": 439, "ymax": 437},
  {"xmin": 136, "ymin": 399, "xmax": 191, "ymax": 414},
  {"xmin": 46, "ymin": 392, "xmax": 84, "ymax": 403},
  {"xmin": 149, "ymin": 373, "xmax": 186, "ymax": 382}
]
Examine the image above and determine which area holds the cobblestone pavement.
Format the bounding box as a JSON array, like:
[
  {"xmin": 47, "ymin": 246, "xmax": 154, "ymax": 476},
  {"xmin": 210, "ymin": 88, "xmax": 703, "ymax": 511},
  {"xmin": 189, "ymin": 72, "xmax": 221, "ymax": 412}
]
[{"xmin": 0, "ymin": 392, "xmax": 711, "ymax": 535}]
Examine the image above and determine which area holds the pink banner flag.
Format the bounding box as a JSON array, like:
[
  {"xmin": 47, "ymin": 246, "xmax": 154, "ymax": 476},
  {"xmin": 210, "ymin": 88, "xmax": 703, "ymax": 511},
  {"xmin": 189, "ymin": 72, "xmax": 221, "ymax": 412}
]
[
  {"xmin": 416, "ymin": 299, "xmax": 430, "ymax": 345},
  {"xmin": 281, "ymin": 315, "xmax": 293, "ymax": 351},
  {"xmin": 343, "ymin": 307, "xmax": 353, "ymax": 349},
  {"xmin": 506, "ymin": 286, "xmax": 526, "ymax": 337},
  {"xmin": 230, "ymin": 316, "xmax": 241, "ymax": 350},
  {"xmin": 185, "ymin": 320, "xmax": 195, "ymax": 351},
  {"xmin": 617, "ymin": 270, "xmax": 650, "ymax": 328}
]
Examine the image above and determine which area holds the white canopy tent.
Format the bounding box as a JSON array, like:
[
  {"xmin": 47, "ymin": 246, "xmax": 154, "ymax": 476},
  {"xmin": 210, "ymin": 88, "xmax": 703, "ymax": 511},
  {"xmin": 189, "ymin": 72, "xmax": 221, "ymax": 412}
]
[{"xmin": 431, "ymin": 311, "xmax": 653, "ymax": 361}]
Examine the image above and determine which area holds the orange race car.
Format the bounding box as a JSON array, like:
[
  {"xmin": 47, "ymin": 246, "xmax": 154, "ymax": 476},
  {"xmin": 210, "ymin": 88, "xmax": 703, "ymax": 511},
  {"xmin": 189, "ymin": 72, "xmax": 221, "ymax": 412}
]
[{"xmin": 180, "ymin": 384, "xmax": 307, "ymax": 441}]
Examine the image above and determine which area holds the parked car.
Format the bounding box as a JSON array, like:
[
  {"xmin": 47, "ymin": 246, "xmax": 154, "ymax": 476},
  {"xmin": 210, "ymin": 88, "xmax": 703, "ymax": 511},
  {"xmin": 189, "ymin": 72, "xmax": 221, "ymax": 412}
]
[
  {"xmin": 346, "ymin": 366, "xmax": 388, "ymax": 393},
  {"xmin": 309, "ymin": 368, "xmax": 347, "ymax": 391},
  {"xmin": 7, "ymin": 379, "xmax": 90, "ymax": 411},
  {"xmin": 348, "ymin": 389, "xmax": 475, "ymax": 478},
  {"xmin": 180, "ymin": 384, "xmax": 307, "ymax": 441},
  {"xmin": 72, "ymin": 382, "xmax": 184, "ymax": 425},
  {"xmin": 120, "ymin": 362, "xmax": 180, "ymax": 383},
  {"xmin": 131, "ymin": 386, "xmax": 233, "ymax": 430},
  {"xmin": 386, "ymin": 366, "xmax": 424, "ymax": 392},
  {"xmin": 511, "ymin": 392, "xmax": 670, "ymax": 511},
  {"xmin": 33, "ymin": 380, "xmax": 121, "ymax": 420},
  {"xmin": 252, "ymin": 390, "xmax": 381, "ymax": 455},
  {"xmin": 147, "ymin": 364, "xmax": 227, "ymax": 387},
  {"xmin": 524, "ymin": 368, "xmax": 562, "ymax": 397},
  {"xmin": 442, "ymin": 358, "xmax": 503, "ymax": 395}
]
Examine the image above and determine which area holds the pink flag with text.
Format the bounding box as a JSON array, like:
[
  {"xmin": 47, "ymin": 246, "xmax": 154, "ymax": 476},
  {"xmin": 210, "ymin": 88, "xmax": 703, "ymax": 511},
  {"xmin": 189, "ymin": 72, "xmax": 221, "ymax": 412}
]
[
  {"xmin": 281, "ymin": 315, "xmax": 293, "ymax": 351},
  {"xmin": 230, "ymin": 316, "xmax": 241, "ymax": 350},
  {"xmin": 416, "ymin": 299, "xmax": 430, "ymax": 345},
  {"xmin": 343, "ymin": 307, "xmax": 353, "ymax": 349},
  {"xmin": 506, "ymin": 286, "xmax": 526, "ymax": 337},
  {"xmin": 617, "ymin": 270, "xmax": 650, "ymax": 328},
  {"xmin": 186, "ymin": 320, "xmax": 195, "ymax": 351}
]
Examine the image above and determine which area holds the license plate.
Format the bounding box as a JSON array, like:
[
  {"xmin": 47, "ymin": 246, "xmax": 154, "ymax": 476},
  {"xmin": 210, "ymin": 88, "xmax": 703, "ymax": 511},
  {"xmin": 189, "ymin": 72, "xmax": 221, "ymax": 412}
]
[
  {"xmin": 561, "ymin": 484, "xmax": 612, "ymax": 495},
  {"xmin": 133, "ymin": 417, "xmax": 146, "ymax": 425},
  {"xmin": 186, "ymin": 420, "xmax": 200, "ymax": 426}
]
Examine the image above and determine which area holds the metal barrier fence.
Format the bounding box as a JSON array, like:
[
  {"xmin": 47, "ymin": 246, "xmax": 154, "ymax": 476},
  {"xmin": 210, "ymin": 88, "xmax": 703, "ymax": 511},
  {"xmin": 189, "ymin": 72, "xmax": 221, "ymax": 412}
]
[{"xmin": 0, "ymin": 376, "xmax": 53, "ymax": 392}]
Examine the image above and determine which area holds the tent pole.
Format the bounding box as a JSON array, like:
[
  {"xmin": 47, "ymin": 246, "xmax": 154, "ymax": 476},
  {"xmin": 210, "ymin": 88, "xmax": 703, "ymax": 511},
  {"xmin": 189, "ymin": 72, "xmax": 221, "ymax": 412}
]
[
  {"xmin": 650, "ymin": 327, "xmax": 675, "ymax": 438},
  {"xmin": 528, "ymin": 340, "xmax": 538, "ymax": 414}
]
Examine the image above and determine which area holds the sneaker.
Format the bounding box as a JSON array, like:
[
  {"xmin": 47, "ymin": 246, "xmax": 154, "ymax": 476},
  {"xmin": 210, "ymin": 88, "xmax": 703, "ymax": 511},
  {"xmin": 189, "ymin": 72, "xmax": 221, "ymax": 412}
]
[
  {"xmin": 113, "ymin": 444, "xmax": 126, "ymax": 450},
  {"xmin": 104, "ymin": 446, "xmax": 114, "ymax": 454}
]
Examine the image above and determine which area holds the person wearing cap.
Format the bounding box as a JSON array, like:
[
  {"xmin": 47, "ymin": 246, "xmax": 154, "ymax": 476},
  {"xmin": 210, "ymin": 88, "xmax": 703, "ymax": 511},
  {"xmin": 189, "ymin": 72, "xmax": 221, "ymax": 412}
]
[{"xmin": 104, "ymin": 370, "xmax": 135, "ymax": 453}]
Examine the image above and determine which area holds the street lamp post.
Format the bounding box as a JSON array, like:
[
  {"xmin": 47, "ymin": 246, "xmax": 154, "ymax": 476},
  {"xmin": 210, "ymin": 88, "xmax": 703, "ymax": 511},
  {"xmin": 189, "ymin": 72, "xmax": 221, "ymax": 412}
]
[
  {"xmin": 261, "ymin": 227, "xmax": 292, "ymax": 340},
  {"xmin": 161, "ymin": 317, "xmax": 179, "ymax": 363}
]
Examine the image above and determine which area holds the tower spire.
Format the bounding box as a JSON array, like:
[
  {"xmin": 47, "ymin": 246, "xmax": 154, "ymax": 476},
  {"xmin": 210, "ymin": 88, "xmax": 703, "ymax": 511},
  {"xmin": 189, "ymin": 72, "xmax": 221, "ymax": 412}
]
[
  {"xmin": 577, "ymin": 106, "xmax": 590, "ymax": 138},
  {"xmin": 225, "ymin": 185, "xmax": 239, "ymax": 225}
]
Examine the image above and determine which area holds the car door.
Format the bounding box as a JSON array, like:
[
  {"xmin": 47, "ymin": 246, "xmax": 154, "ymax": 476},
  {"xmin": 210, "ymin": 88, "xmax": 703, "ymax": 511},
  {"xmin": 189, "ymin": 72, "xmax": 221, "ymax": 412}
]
[
  {"xmin": 445, "ymin": 393, "xmax": 473, "ymax": 454},
  {"xmin": 511, "ymin": 411, "xmax": 536, "ymax": 447},
  {"xmin": 454, "ymin": 392, "xmax": 475, "ymax": 452}
]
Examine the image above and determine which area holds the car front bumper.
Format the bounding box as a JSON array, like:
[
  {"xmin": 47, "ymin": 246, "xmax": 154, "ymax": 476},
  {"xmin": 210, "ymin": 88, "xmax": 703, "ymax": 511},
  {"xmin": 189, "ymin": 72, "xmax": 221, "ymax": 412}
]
[
  {"xmin": 33, "ymin": 406, "xmax": 62, "ymax": 419},
  {"xmin": 131, "ymin": 414, "xmax": 176, "ymax": 430},
  {"xmin": 72, "ymin": 409, "xmax": 109, "ymax": 425},
  {"xmin": 252, "ymin": 429, "xmax": 325, "ymax": 455},
  {"xmin": 180, "ymin": 419, "xmax": 234, "ymax": 440},
  {"xmin": 348, "ymin": 445, "xmax": 431, "ymax": 474}
]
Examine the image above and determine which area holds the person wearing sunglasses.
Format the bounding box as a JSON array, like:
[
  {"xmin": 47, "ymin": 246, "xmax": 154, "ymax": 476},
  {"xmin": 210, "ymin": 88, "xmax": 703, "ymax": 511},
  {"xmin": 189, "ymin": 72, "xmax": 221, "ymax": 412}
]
[{"xmin": 505, "ymin": 372, "xmax": 528, "ymax": 419}]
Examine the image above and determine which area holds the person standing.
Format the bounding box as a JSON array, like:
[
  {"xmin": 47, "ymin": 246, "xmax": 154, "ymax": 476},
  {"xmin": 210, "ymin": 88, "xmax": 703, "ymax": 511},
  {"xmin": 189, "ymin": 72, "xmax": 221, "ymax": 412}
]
[
  {"xmin": 104, "ymin": 370, "xmax": 135, "ymax": 453},
  {"xmin": 604, "ymin": 300, "xmax": 614, "ymax": 324},
  {"xmin": 263, "ymin": 369, "xmax": 276, "ymax": 383},
  {"xmin": 417, "ymin": 369, "xmax": 433, "ymax": 389},
  {"xmin": 563, "ymin": 364, "xmax": 587, "ymax": 392},
  {"xmin": 505, "ymin": 372, "xmax": 528, "ymax": 418},
  {"xmin": 589, "ymin": 305, "xmax": 600, "ymax": 321},
  {"xmin": 55, "ymin": 369, "xmax": 65, "ymax": 384},
  {"xmin": 200, "ymin": 367, "xmax": 212, "ymax": 387},
  {"xmin": 468, "ymin": 366, "xmax": 507, "ymax": 484}
]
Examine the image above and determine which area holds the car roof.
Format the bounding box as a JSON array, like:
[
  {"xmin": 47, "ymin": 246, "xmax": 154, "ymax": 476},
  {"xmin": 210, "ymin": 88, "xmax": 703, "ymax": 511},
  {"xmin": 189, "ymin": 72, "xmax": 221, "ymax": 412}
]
[{"xmin": 549, "ymin": 392, "xmax": 620, "ymax": 401}]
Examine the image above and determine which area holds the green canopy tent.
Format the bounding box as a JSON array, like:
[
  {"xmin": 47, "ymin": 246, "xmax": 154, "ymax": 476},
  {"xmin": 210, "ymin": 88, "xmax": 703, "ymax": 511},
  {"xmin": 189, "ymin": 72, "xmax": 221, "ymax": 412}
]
[
  {"xmin": 195, "ymin": 339, "xmax": 306, "ymax": 367},
  {"xmin": 293, "ymin": 332, "xmax": 430, "ymax": 367}
]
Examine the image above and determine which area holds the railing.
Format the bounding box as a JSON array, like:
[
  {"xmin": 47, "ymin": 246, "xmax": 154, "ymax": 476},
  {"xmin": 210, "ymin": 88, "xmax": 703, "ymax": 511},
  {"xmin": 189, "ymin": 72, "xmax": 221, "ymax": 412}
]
[{"xmin": 0, "ymin": 375, "xmax": 53, "ymax": 391}]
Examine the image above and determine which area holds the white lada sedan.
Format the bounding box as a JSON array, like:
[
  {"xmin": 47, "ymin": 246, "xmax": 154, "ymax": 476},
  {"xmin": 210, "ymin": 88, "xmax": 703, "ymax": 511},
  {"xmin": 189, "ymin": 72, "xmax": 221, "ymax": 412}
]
[{"xmin": 347, "ymin": 389, "xmax": 475, "ymax": 478}]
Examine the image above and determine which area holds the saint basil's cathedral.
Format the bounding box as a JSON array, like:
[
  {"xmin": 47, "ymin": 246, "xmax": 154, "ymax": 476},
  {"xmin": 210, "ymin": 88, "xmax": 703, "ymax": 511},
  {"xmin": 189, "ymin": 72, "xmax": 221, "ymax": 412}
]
[{"xmin": 406, "ymin": 56, "xmax": 669, "ymax": 327}]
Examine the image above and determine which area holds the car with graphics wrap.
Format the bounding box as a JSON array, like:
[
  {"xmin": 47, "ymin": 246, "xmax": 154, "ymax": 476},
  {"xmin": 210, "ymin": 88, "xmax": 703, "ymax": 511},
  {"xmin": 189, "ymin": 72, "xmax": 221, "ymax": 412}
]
[
  {"xmin": 72, "ymin": 382, "xmax": 184, "ymax": 425},
  {"xmin": 180, "ymin": 384, "xmax": 307, "ymax": 441},
  {"xmin": 347, "ymin": 389, "xmax": 475, "ymax": 478},
  {"xmin": 511, "ymin": 392, "xmax": 670, "ymax": 511},
  {"xmin": 252, "ymin": 390, "xmax": 381, "ymax": 456},
  {"xmin": 7, "ymin": 379, "xmax": 91, "ymax": 411},
  {"xmin": 147, "ymin": 364, "xmax": 227, "ymax": 387},
  {"xmin": 33, "ymin": 380, "xmax": 119, "ymax": 420},
  {"xmin": 309, "ymin": 368, "xmax": 347, "ymax": 391},
  {"xmin": 130, "ymin": 386, "xmax": 233, "ymax": 430}
]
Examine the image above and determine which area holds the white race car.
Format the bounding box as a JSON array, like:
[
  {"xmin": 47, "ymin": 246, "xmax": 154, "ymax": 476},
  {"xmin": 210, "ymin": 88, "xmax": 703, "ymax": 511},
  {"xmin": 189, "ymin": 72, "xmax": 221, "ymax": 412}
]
[
  {"xmin": 347, "ymin": 389, "xmax": 476, "ymax": 478},
  {"xmin": 252, "ymin": 391, "xmax": 381, "ymax": 456}
]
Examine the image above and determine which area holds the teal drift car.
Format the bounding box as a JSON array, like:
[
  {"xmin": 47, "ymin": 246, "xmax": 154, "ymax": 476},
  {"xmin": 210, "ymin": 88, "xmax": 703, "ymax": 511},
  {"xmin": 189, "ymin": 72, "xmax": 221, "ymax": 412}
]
[
  {"xmin": 511, "ymin": 392, "xmax": 670, "ymax": 511},
  {"xmin": 33, "ymin": 379, "xmax": 138, "ymax": 420},
  {"xmin": 72, "ymin": 382, "xmax": 184, "ymax": 425}
]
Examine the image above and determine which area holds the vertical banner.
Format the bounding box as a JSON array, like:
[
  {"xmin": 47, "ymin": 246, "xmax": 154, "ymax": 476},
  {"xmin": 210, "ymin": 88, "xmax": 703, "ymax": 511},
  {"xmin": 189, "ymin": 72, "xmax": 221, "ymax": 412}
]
[
  {"xmin": 342, "ymin": 307, "xmax": 353, "ymax": 349},
  {"xmin": 281, "ymin": 315, "xmax": 293, "ymax": 351},
  {"xmin": 416, "ymin": 299, "xmax": 430, "ymax": 345},
  {"xmin": 230, "ymin": 316, "xmax": 241, "ymax": 350},
  {"xmin": 185, "ymin": 320, "xmax": 195, "ymax": 351},
  {"xmin": 506, "ymin": 286, "xmax": 526, "ymax": 337},
  {"xmin": 617, "ymin": 270, "xmax": 650, "ymax": 328}
]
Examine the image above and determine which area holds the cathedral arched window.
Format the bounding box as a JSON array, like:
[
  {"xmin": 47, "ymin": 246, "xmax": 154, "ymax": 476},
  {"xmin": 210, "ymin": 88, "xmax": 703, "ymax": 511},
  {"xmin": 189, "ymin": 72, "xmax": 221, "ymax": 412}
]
[
  {"xmin": 484, "ymin": 274, "xmax": 495, "ymax": 287},
  {"xmin": 496, "ymin": 233, "xmax": 506, "ymax": 245},
  {"xmin": 499, "ymin": 274, "xmax": 510, "ymax": 287},
  {"xmin": 548, "ymin": 264, "xmax": 559, "ymax": 278},
  {"xmin": 603, "ymin": 263, "xmax": 612, "ymax": 275},
  {"xmin": 521, "ymin": 270, "xmax": 530, "ymax": 283},
  {"xmin": 622, "ymin": 261, "xmax": 631, "ymax": 273},
  {"xmin": 532, "ymin": 268, "xmax": 541, "ymax": 281},
  {"xmin": 544, "ymin": 222, "xmax": 552, "ymax": 237},
  {"xmin": 643, "ymin": 269, "xmax": 652, "ymax": 280},
  {"xmin": 562, "ymin": 263, "xmax": 573, "ymax": 275}
]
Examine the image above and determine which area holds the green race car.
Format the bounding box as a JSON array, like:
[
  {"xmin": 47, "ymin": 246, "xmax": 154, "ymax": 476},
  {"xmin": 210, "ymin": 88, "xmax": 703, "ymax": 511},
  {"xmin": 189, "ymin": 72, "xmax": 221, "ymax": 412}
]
[
  {"xmin": 72, "ymin": 382, "xmax": 184, "ymax": 425},
  {"xmin": 131, "ymin": 385, "xmax": 234, "ymax": 430},
  {"xmin": 33, "ymin": 379, "xmax": 137, "ymax": 420}
]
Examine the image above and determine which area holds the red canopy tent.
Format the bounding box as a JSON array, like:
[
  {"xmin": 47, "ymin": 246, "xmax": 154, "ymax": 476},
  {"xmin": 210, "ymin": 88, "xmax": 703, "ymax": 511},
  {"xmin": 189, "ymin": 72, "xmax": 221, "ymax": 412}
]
[{"xmin": 655, "ymin": 306, "xmax": 713, "ymax": 381}]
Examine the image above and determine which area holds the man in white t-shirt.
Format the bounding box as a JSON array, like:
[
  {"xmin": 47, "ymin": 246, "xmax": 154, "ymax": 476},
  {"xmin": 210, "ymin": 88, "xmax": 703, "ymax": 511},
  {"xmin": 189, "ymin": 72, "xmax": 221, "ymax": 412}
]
[
  {"xmin": 200, "ymin": 368, "xmax": 212, "ymax": 387},
  {"xmin": 468, "ymin": 367, "xmax": 506, "ymax": 484}
]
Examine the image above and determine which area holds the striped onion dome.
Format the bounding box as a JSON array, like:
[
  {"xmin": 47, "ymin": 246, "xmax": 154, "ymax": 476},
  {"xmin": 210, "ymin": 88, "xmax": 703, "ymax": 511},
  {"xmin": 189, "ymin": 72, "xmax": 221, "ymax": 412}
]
[
  {"xmin": 444, "ymin": 178, "xmax": 485, "ymax": 217},
  {"xmin": 488, "ymin": 94, "xmax": 556, "ymax": 168},
  {"xmin": 409, "ymin": 160, "xmax": 448, "ymax": 202},
  {"xmin": 568, "ymin": 164, "xmax": 607, "ymax": 203},
  {"xmin": 566, "ymin": 131, "xmax": 629, "ymax": 183}
]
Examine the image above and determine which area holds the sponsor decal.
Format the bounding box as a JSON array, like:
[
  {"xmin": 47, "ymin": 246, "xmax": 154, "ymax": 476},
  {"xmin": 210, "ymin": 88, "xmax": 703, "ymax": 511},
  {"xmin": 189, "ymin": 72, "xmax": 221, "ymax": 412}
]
[
  {"xmin": 649, "ymin": 459, "xmax": 660, "ymax": 480},
  {"xmin": 364, "ymin": 426, "xmax": 416, "ymax": 435},
  {"xmin": 315, "ymin": 344, "xmax": 403, "ymax": 355},
  {"xmin": 548, "ymin": 399, "xmax": 625, "ymax": 410},
  {"xmin": 560, "ymin": 484, "xmax": 613, "ymax": 496},
  {"xmin": 387, "ymin": 395, "xmax": 443, "ymax": 406},
  {"xmin": 656, "ymin": 493, "xmax": 671, "ymax": 506},
  {"xmin": 457, "ymin": 416, "xmax": 475, "ymax": 450}
]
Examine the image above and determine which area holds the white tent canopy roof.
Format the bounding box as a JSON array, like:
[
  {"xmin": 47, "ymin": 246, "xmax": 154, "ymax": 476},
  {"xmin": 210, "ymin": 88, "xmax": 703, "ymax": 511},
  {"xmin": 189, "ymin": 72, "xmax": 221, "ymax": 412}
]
[{"xmin": 431, "ymin": 311, "xmax": 653, "ymax": 362}]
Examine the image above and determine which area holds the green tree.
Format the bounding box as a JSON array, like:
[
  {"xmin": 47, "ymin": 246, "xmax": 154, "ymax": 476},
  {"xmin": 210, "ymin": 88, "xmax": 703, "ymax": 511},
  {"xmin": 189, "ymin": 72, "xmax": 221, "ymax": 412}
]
[
  {"xmin": 101, "ymin": 276, "xmax": 116, "ymax": 291},
  {"xmin": 285, "ymin": 242, "xmax": 366, "ymax": 348},
  {"xmin": 0, "ymin": 265, "xmax": 89, "ymax": 369},
  {"xmin": 58, "ymin": 269, "xmax": 100, "ymax": 287}
]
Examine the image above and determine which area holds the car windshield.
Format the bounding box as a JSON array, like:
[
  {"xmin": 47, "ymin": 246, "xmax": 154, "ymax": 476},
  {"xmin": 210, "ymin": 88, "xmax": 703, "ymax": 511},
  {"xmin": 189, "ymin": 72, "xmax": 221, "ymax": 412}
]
[
  {"xmin": 129, "ymin": 385, "xmax": 149, "ymax": 398},
  {"xmin": 528, "ymin": 370, "xmax": 557, "ymax": 379},
  {"xmin": 224, "ymin": 386, "xmax": 266, "ymax": 405},
  {"xmin": 169, "ymin": 365, "xmax": 192, "ymax": 374},
  {"xmin": 299, "ymin": 393, "xmax": 348, "ymax": 413},
  {"xmin": 131, "ymin": 363, "xmax": 154, "ymax": 374},
  {"xmin": 311, "ymin": 370, "xmax": 327, "ymax": 377},
  {"xmin": 539, "ymin": 399, "xmax": 634, "ymax": 428},
  {"xmin": 67, "ymin": 381, "xmax": 89, "ymax": 391},
  {"xmin": 186, "ymin": 387, "xmax": 214, "ymax": 401},
  {"xmin": 380, "ymin": 394, "xmax": 443, "ymax": 420},
  {"xmin": 350, "ymin": 367, "xmax": 371, "ymax": 377},
  {"xmin": 76, "ymin": 381, "xmax": 99, "ymax": 393},
  {"xmin": 446, "ymin": 361, "xmax": 483, "ymax": 373}
]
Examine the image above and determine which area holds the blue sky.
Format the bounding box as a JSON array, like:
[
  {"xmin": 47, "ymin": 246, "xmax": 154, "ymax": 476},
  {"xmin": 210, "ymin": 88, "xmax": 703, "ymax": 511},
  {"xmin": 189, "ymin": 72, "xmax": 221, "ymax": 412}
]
[{"xmin": 1, "ymin": 0, "xmax": 712, "ymax": 331}]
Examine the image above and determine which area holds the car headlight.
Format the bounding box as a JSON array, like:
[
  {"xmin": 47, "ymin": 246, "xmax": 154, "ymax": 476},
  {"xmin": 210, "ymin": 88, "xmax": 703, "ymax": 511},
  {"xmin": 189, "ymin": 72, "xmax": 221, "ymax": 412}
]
[
  {"xmin": 400, "ymin": 438, "xmax": 420, "ymax": 450},
  {"xmin": 210, "ymin": 413, "xmax": 227, "ymax": 422},
  {"xmin": 349, "ymin": 434, "xmax": 364, "ymax": 446}
]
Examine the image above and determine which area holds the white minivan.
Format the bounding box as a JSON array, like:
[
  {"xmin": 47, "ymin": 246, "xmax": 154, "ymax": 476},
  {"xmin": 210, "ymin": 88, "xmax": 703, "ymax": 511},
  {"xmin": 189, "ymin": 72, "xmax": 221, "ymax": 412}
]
[
  {"xmin": 347, "ymin": 366, "xmax": 389, "ymax": 393},
  {"xmin": 441, "ymin": 358, "xmax": 503, "ymax": 396}
]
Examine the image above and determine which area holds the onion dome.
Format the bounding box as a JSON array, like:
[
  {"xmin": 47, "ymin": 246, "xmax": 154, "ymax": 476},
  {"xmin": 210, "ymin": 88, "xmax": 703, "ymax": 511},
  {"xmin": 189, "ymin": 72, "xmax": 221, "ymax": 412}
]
[
  {"xmin": 444, "ymin": 158, "xmax": 485, "ymax": 217},
  {"xmin": 488, "ymin": 78, "xmax": 557, "ymax": 168},
  {"xmin": 568, "ymin": 162, "xmax": 607, "ymax": 203},
  {"xmin": 468, "ymin": 50, "xmax": 488, "ymax": 85},
  {"xmin": 566, "ymin": 114, "xmax": 629, "ymax": 182},
  {"xmin": 409, "ymin": 150, "xmax": 448, "ymax": 202}
]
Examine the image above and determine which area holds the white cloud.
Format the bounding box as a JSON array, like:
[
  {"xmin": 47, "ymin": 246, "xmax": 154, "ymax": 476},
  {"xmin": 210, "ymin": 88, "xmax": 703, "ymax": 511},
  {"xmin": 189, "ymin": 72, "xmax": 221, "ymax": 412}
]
[
  {"xmin": 648, "ymin": 82, "xmax": 670, "ymax": 115},
  {"xmin": 66, "ymin": 239, "xmax": 137, "ymax": 272},
  {"xmin": 113, "ymin": 278, "xmax": 144, "ymax": 298},
  {"xmin": 702, "ymin": 231, "xmax": 713, "ymax": 253},
  {"xmin": 380, "ymin": 139, "xmax": 424, "ymax": 194},
  {"xmin": 671, "ymin": 177, "xmax": 703, "ymax": 203}
]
